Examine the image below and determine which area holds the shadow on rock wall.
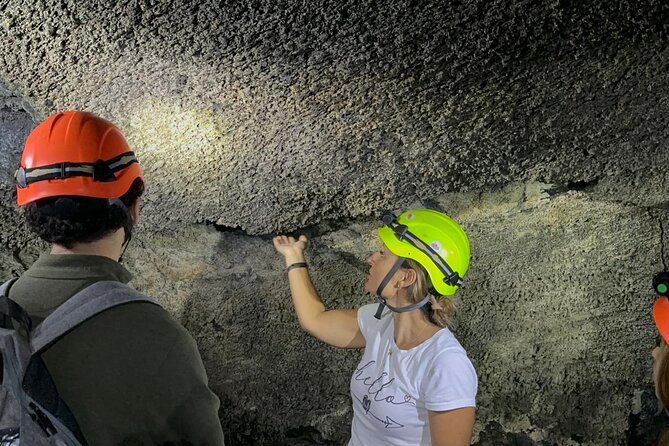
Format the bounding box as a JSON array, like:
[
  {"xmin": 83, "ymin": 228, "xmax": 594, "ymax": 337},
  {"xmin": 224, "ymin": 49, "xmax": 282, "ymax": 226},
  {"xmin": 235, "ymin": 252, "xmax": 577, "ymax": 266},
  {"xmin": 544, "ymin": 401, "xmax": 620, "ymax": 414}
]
[{"xmin": 179, "ymin": 231, "xmax": 372, "ymax": 445}]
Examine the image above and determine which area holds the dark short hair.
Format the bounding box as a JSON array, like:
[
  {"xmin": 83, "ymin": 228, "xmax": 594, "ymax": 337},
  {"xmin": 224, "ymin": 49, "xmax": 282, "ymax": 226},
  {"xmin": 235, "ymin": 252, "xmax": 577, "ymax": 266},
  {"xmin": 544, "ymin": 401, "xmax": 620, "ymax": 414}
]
[{"xmin": 24, "ymin": 179, "xmax": 144, "ymax": 248}]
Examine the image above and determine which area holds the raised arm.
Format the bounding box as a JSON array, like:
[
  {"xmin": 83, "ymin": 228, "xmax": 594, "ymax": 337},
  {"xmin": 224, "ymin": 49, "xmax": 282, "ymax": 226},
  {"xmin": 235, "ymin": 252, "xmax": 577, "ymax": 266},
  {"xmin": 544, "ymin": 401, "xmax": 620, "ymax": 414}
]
[{"xmin": 273, "ymin": 235, "xmax": 365, "ymax": 349}]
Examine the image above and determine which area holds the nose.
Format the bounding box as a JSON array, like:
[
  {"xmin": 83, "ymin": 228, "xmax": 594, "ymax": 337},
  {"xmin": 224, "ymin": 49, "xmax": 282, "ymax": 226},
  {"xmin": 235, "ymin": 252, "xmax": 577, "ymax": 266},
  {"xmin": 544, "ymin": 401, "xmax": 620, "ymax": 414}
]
[
  {"xmin": 367, "ymin": 252, "xmax": 377, "ymax": 266},
  {"xmin": 653, "ymin": 346, "xmax": 660, "ymax": 361}
]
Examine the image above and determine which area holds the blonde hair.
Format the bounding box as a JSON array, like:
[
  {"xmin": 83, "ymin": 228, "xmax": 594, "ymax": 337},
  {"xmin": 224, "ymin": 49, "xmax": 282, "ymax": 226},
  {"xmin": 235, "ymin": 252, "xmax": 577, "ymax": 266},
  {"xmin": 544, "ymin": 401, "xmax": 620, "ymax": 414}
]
[
  {"xmin": 405, "ymin": 258, "xmax": 456, "ymax": 328},
  {"xmin": 657, "ymin": 340, "xmax": 669, "ymax": 446}
]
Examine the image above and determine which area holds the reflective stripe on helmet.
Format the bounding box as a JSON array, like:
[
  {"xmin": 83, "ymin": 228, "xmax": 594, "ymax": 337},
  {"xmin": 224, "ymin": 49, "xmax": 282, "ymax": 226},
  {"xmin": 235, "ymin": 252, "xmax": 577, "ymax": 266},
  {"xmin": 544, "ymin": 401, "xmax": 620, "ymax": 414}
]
[
  {"xmin": 382, "ymin": 212, "xmax": 463, "ymax": 287},
  {"xmin": 15, "ymin": 151, "xmax": 139, "ymax": 189}
]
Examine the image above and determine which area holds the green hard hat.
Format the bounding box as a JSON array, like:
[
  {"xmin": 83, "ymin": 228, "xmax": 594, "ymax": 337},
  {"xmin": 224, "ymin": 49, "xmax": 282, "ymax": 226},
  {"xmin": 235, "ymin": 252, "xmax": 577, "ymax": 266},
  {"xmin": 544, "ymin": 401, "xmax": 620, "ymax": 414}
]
[{"xmin": 377, "ymin": 209, "xmax": 470, "ymax": 296}]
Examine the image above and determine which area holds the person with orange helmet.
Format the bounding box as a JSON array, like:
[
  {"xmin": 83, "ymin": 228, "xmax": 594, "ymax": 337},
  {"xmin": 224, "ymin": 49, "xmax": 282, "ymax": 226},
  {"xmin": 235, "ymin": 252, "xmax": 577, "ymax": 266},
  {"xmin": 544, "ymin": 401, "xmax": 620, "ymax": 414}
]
[
  {"xmin": 5, "ymin": 111, "xmax": 225, "ymax": 444},
  {"xmin": 652, "ymin": 273, "xmax": 669, "ymax": 445},
  {"xmin": 273, "ymin": 209, "xmax": 477, "ymax": 446}
]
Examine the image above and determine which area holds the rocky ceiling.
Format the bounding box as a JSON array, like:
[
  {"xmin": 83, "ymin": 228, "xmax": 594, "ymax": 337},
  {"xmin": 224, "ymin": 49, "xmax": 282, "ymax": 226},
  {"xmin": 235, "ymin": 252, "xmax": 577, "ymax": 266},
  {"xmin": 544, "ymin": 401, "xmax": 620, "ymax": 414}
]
[{"xmin": 1, "ymin": 0, "xmax": 667, "ymax": 233}]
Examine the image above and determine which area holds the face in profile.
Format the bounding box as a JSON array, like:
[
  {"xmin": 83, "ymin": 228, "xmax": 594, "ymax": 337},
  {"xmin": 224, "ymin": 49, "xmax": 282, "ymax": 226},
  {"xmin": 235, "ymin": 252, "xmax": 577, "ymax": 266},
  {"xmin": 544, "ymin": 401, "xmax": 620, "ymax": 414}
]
[
  {"xmin": 365, "ymin": 244, "xmax": 400, "ymax": 295},
  {"xmin": 653, "ymin": 343, "xmax": 662, "ymax": 397},
  {"xmin": 653, "ymin": 338, "xmax": 669, "ymax": 405}
]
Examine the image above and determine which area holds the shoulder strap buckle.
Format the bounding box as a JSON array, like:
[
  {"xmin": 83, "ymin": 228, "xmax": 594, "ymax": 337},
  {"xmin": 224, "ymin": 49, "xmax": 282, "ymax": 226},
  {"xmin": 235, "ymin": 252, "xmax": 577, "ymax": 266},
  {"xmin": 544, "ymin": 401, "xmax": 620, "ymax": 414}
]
[{"xmin": 28, "ymin": 402, "xmax": 58, "ymax": 437}]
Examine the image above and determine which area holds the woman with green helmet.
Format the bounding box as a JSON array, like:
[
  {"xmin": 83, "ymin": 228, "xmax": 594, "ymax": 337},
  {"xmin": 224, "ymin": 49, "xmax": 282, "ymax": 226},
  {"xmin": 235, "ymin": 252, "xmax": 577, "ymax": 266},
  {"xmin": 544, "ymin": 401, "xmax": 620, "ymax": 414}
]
[{"xmin": 274, "ymin": 209, "xmax": 477, "ymax": 446}]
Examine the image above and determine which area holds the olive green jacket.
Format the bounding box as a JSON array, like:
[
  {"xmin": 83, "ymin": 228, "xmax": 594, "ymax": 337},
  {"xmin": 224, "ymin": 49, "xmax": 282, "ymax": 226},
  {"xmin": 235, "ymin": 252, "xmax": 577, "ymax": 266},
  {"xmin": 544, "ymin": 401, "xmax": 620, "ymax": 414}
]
[{"xmin": 9, "ymin": 253, "xmax": 225, "ymax": 446}]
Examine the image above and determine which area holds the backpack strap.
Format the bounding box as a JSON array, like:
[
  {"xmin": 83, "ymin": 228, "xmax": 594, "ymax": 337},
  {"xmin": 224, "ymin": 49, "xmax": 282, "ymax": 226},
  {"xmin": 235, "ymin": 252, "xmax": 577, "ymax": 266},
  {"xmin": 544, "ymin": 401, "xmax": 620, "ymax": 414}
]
[
  {"xmin": 30, "ymin": 281, "xmax": 161, "ymax": 354},
  {"xmin": 0, "ymin": 278, "xmax": 17, "ymax": 297},
  {"xmin": 0, "ymin": 278, "xmax": 32, "ymax": 333}
]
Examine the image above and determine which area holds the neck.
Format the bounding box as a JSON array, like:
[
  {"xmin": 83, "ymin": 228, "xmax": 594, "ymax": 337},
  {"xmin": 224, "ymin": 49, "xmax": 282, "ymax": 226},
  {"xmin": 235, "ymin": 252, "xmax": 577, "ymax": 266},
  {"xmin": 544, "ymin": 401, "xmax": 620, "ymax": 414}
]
[
  {"xmin": 393, "ymin": 306, "xmax": 439, "ymax": 349},
  {"xmin": 50, "ymin": 228, "xmax": 126, "ymax": 261}
]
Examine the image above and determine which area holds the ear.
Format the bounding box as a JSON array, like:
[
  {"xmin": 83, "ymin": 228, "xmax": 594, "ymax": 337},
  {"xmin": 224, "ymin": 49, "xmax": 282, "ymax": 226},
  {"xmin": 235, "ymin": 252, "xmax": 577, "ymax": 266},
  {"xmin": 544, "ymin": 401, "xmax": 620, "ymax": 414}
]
[
  {"xmin": 399, "ymin": 267, "xmax": 417, "ymax": 288},
  {"xmin": 128, "ymin": 198, "xmax": 140, "ymax": 225}
]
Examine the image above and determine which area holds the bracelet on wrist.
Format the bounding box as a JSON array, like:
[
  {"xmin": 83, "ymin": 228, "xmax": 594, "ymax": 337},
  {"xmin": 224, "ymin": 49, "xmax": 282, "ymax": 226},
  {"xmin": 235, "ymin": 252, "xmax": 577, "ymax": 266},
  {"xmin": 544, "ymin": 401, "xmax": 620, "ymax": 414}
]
[{"xmin": 287, "ymin": 262, "xmax": 308, "ymax": 272}]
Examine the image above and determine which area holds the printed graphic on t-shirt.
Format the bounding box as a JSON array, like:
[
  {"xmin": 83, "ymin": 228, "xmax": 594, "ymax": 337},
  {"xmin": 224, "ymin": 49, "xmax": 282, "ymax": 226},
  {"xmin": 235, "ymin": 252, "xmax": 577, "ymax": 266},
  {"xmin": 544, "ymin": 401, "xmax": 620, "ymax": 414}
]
[{"xmin": 352, "ymin": 360, "xmax": 416, "ymax": 429}]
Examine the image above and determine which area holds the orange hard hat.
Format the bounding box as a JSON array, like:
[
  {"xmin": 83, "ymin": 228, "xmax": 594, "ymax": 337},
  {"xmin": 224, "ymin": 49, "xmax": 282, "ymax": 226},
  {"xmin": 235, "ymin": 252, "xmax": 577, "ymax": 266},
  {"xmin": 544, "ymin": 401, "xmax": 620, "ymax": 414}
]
[
  {"xmin": 15, "ymin": 111, "xmax": 142, "ymax": 206},
  {"xmin": 654, "ymin": 273, "xmax": 669, "ymax": 343},
  {"xmin": 655, "ymin": 298, "xmax": 669, "ymax": 344}
]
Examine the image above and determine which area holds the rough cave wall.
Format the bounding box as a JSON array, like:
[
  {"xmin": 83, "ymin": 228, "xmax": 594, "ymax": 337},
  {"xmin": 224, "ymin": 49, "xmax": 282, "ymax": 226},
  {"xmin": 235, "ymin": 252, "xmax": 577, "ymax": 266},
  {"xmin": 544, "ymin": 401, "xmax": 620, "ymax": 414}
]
[{"xmin": 1, "ymin": 0, "xmax": 669, "ymax": 444}]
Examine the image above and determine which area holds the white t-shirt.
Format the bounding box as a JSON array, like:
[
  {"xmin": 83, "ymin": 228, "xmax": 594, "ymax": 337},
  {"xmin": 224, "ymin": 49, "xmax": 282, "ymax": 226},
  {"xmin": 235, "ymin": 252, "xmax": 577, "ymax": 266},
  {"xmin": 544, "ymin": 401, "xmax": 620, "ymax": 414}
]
[{"xmin": 348, "ymin": 304, "xmax": 477, "ymax": 446}]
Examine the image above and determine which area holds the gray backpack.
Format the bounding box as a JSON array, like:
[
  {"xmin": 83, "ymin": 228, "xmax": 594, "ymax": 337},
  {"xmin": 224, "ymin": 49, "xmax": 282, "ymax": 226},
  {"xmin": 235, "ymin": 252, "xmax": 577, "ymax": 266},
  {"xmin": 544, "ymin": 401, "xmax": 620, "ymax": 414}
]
[{"xmin": 0, "ymin": 280, "xmax": 160, "ymax": 445}]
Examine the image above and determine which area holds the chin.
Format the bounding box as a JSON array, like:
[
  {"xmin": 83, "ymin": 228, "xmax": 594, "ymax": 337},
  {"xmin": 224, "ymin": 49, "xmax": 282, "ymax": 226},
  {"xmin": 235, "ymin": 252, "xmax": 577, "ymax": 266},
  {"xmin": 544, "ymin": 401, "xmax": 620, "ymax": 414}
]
[{"xmin": 363, "ymin": 279, "xmax": 372, "ymax": 295}]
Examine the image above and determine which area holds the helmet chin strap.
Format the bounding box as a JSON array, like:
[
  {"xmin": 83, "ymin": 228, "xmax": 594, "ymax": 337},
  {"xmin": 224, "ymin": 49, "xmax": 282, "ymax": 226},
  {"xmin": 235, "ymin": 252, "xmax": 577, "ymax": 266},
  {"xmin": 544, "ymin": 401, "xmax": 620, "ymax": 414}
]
[
  {"xmin": 118, "ymin": 232, "xmax": 132, "ymax": 263},
  {"xmin": 108, "ymin": 198, "xmax": 134, "ymax": 262},
  {"xmin": 375, "ymin": 294, "xmax": 432, "ymax": 320},
  {"xmin": 373, "ymin": 257, "xmax": 431, "ymax": 319}
]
